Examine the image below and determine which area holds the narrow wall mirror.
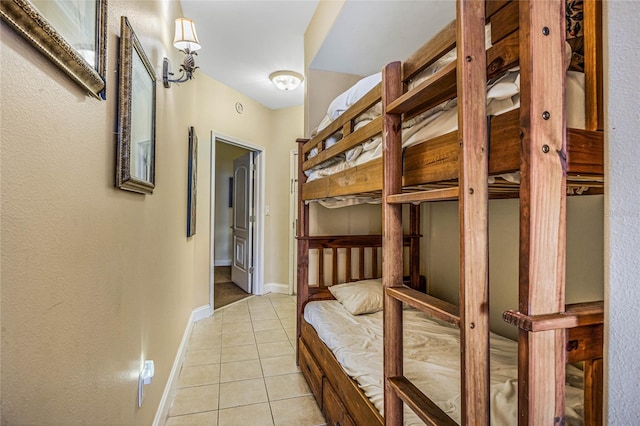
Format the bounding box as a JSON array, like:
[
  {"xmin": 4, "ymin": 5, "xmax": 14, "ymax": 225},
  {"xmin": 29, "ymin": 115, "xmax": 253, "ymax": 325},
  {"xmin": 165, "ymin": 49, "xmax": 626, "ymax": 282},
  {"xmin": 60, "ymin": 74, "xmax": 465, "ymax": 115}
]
[
  {"xmin": 115, "ymin": 16, "xmax": 156, "ymax": 195},
  {"xmin": 0, "ymin": 0, "xmax": 107, "ymax": 98}
]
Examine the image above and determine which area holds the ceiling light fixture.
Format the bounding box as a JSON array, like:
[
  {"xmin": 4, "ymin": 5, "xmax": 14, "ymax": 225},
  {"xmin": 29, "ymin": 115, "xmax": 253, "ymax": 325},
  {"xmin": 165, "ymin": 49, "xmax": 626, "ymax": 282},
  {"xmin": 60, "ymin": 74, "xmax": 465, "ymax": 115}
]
[
  {"xmin": 163, "ymin": 18, "xmax": 201, "ymax": 88},
  {"xmin": 269, "ymin": 70, "xmax": 304, "ymax": 91}
]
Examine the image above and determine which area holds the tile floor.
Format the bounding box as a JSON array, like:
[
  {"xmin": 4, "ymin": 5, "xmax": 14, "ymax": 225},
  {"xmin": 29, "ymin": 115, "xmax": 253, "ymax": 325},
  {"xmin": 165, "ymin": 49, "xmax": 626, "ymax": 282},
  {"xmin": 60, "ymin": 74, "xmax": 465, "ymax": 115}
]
[{"xmin": 164, "ymin": 293, "xmax": 326, "ymax": 426}]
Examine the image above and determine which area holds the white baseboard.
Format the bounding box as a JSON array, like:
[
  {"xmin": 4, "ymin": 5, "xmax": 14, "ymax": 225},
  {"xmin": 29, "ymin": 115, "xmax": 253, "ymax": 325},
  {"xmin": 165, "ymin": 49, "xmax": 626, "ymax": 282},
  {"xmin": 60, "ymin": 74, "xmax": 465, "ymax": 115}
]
[
  {"xmin": 214, "ymin": 259, "xmax": 232, "ymax": 267},
  {"xmin": 263, "ymin": 283, "xmax": 289, "ymax": 295},
  {"xmin": 153, "ymin": 304, "xmax": 212, "ymax": 426}
]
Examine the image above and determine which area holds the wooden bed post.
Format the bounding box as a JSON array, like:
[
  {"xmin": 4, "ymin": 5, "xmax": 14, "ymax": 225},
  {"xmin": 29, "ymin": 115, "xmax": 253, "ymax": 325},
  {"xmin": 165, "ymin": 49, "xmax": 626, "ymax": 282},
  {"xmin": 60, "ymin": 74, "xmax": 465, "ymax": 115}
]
[
  {"xmin": 296, "ymin": 138, "xmax": 310, "ymax": 365},
  {"xmin": 518, "ymin": 0, "xmax": 568, "ymax": 424},
  {"xmin": 382, "ymin": 60, "xmax": 404, "ymax": 426},
  {"xmin": 457, "ymin": 0, "xmax": 490, "ymax": 423},
  {"xmin": 584, "ymin": 0, "xmax": 603, "ymax": 131}
]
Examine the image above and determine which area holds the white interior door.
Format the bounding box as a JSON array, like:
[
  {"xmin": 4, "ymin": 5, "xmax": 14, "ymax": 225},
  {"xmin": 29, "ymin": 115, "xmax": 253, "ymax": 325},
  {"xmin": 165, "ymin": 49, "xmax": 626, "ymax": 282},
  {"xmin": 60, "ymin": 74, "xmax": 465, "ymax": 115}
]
[{"xmin": 232, "ymin": 152, "xmax": 254, "ymax": 293}]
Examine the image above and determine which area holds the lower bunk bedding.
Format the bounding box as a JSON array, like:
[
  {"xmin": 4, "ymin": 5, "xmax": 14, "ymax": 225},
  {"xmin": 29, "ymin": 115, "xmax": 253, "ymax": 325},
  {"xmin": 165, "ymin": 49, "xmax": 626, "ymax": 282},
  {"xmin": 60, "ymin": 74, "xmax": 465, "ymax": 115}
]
[{"xmin": 302, "ymin": 298, "xmax": 586, "ymax": 425}]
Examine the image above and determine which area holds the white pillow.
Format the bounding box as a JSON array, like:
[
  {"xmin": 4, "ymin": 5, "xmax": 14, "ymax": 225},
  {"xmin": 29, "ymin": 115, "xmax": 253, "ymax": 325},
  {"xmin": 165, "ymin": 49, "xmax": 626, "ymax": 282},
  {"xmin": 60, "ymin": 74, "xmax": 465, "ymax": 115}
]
[{"xmin": 328, "ymin": 278, "xmax": 383, "ymax": 315}]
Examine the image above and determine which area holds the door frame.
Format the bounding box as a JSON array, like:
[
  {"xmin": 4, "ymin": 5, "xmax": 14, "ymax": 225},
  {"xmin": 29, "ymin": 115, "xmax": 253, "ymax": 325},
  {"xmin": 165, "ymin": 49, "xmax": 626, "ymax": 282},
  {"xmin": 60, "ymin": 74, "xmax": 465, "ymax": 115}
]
[
  {"xmin": 209, "ymin": 131, "xmax": 266, "ymax": 311},
  {"xmin": 289, "ymin": 149, "xmax": 298, "ymax": 295}
]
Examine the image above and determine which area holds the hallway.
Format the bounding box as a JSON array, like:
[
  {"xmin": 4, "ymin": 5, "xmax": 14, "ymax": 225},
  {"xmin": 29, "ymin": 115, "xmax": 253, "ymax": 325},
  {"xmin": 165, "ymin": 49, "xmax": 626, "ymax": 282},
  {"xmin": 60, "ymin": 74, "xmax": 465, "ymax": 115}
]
[{"xmin": 164, "ymin": 293, "xmax": 325, "ymax": 425}]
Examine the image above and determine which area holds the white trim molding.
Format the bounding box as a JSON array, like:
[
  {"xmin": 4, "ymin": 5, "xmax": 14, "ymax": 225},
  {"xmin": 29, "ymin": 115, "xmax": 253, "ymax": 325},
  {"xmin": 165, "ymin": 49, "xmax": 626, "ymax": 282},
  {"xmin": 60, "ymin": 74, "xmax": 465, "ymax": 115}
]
[
  {"xmin": 263, "ymin": 282, "xmax": 290, "ymax": 295},
  {"xmin": 152, "ymin": 304, "xmax": 212, "ymax": 426},
  {"xmin": 210, "ymin": 132, "xmax": 266, "ymax": 298}
]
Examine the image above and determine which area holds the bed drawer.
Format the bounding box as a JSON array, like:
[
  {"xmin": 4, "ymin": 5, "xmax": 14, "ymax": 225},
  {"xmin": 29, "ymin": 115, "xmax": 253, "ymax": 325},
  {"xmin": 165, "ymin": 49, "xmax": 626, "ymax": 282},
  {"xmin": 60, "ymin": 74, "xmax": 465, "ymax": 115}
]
[
  {"xmin": 323, "ymin": 378, "xmax": 356, "ymax": 426},
  {"xmin": 299, "ymin": 339, "xmax": 323, "ymax": 409}
]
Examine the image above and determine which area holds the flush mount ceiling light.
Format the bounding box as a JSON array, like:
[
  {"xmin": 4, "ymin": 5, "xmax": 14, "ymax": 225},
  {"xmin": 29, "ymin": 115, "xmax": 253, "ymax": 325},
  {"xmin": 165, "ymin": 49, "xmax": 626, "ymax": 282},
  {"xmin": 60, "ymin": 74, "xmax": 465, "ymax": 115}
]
[
  {"xmin": 269, "ymin": 70, "xmax": 304, "ymax": 91},
  {"xmin": 163, "ymin": 18, "xmax": 201, "ymax": 88}
]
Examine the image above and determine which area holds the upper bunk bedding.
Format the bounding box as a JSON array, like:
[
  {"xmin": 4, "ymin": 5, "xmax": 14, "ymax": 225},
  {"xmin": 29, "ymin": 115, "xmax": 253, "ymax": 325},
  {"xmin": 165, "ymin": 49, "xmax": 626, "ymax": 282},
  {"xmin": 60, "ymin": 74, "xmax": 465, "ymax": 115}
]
[
  {"xmin": 299, "ymin": 0, "xmax": 603, "ymax": 204},
  {"xmin": 306, "ymin": 67, "xmax": 586, "ymax": 184},
  {"xmin": 304, "ymin": 299, "xmax": 586, "ymax": 426}
]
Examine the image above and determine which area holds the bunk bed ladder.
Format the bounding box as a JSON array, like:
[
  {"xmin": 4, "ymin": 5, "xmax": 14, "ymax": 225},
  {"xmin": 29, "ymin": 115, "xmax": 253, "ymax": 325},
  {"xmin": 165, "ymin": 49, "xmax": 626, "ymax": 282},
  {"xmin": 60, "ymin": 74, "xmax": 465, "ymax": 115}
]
[{"xmin": 382, "ymin": 1, "xmax": 489, "ymax": 425}]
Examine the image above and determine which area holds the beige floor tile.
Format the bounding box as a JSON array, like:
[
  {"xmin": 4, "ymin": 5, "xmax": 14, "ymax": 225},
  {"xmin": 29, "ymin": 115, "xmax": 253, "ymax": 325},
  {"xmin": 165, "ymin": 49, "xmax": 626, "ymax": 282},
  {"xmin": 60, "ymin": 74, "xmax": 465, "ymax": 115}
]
[
  {"xmin": 278, "ymin": 318, "xmax": 296, "ymax": 329},
  {"xmin": 218, "ymin": 378, "xmax": 268, "ymax": 409},
  {"xmin": 191, "ymin": 326, "xmax": 223, "ymax": 339},
  {"xmin": 276, "ymin": 314, "xmax": 296, "ymax": 324},
  {"xmin": 270, "ymin": 395, "xmax": 325, "ymax": 426},
  {"xmin": 169, "ymin": 384, "xmax": 219, "ymax": 416},
  {"xmin": 265, "ymin": 373, "xmax": 311, "ymax": 401},
  {"xmin": 248, "ymin": 303, "xmax": 276, "ymax": 312},
  {"xmin": 221, "ymin": 320, "xmax": 253, "ymax": 335},
  {"xmin": 218, "ymin": 402, "xmax": 273, "ymax": 426},
  {"xmin": 267, "ymin": 293, "xmax": 290, "ymax": 300},
  {"xmin": 165, "ymin": 410, "xmax": 218, "ymax": 426},
  {"xmin": 252, "ymin": 319, "xmax": 283, "ymax": 332},
  {"xmin": 222, "ymin": 302, "xmax": 249, "ymax": 314},
  {"xmin": 178, "ymin": 364, "xmax": 220, "ymax": 388},
  {"xmin": 254, "ymin": 329, "xmax": 288, "ymax": 344},
  {"xmin": 183, "ymin": 348, "xmax": 221, "ymax": 367},
  {"xmin": 271, "ymin": 301, "xmax": 295, "ymax": 310},
  {"xmin": 283, "ymin": 328, "xmax": 296, "ymax": 341},
  {"xmin": 248, "ymin": 298, "xmax": 273, "ymax": 308},
  {"xmin": 257, "ymin": 341, "xmax": 294, "ymax": 359},
  {"xmin": 250, "ymin": 310, "xmax": 280, "ymax": 321},
  {"xmin": 222, "ymin": 314, "xmax": 251, "ymax": 326},
  {"xmin": 221, "ymin": 332, "xmax": 255, "ymax": 347},
  {"xmin": 220, "ymin": 344, "xmax": 259, "ymax": 363},
  {"xmin": 193, "ymin": 316, "xmax": 224, "ymax": 331},
  {"xmin": 260, "ymin": 355, "xmax": 300, "ymax": 377},
  {"xmin": 189, "ymin": 333, "xmax": 223, "ymax": 351},
  {"xmin": 220, "ymin": 359, "xmax": 263, "ymax": 383}
]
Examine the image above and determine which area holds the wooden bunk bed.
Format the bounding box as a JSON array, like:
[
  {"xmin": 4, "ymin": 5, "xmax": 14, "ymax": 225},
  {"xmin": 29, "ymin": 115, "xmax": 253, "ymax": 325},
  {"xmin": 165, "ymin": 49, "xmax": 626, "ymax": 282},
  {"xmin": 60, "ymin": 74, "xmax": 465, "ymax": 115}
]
[{"xmin": 296, "ymin": 0, "xmax": 604, "ymax": 425}]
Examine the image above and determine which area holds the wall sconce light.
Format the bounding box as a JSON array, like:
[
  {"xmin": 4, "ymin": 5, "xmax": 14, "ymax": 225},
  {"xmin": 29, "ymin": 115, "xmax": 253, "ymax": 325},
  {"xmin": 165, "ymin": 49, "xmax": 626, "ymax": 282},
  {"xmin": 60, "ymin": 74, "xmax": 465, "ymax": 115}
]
[
  {"xmin": 269, "ymin": 70, "xmax": 304, "ymax": 91},
  {"xmin": 163, "ymin": 18, "xmax": 201, "ymax": 88}
]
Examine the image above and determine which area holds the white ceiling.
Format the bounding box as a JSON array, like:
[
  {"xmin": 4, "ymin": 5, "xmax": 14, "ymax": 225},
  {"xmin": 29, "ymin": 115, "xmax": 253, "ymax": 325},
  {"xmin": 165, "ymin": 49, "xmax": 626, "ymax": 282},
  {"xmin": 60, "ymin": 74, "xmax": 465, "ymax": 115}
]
[
  {"xmin": 180, "ymin": 1, "xmax": 455, "ymax": 110},
  {"xmin": 310, "ymin": 1, "xmax": 455, "ymax": 76}
]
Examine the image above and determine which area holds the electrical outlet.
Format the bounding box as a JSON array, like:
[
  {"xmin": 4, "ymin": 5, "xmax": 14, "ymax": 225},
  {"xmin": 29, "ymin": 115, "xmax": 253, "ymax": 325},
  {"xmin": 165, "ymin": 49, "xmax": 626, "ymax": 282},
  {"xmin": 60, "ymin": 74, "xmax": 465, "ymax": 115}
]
[
  {"xmin": 265, "ymin": 205, "xmax": 270, "ymax": 216},
  {"xmin": 138, "ymin": 360, "xmax": 155, "ymax": 407}
]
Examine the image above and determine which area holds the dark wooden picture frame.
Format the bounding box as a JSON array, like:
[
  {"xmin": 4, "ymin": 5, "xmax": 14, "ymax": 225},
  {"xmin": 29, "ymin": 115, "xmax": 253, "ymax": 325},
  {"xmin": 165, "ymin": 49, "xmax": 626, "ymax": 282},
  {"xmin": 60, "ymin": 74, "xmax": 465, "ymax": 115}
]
[{"xmin": 187, "ymin": 127, "xmax": 198, "ymax": 237}]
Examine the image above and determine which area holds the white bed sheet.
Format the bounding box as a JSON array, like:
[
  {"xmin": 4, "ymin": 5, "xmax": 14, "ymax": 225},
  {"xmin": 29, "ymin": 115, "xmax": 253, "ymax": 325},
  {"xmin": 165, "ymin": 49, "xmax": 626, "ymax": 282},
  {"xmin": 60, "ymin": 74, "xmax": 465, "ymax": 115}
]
[
  {"xmin": 306, "ymin": 69, "xmax": 585, "ymax": 184},
  {"xmin": 304, "ymin": 300, "xmax": 585, "ymax": 425}
]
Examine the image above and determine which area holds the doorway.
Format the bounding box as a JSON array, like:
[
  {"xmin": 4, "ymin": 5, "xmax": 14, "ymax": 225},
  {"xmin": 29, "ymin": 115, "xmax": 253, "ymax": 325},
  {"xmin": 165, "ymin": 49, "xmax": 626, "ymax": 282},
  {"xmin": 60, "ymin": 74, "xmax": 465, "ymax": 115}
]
[{"xmin": 211, "ymin": 137, "xmax": 262, "ymax": 310}]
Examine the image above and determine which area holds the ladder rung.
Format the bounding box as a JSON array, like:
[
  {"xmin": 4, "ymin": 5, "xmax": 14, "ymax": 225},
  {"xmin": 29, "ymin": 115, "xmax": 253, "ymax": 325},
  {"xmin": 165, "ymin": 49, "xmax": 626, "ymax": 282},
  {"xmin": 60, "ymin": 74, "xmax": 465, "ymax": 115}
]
[
  {"xmin": 386, "ymin": 187, "xmax": 459, "ymax": 204},
  {"xmin": 386, "ymin": 286, "xmax": 460, "ymax": 327},
  {"xmin": 387, "ymin": 60, "xmax": 457, "ymax": 116},
  {"xmin": 387, "ymin": 376, "xmax": 458, "ymax": 426},
  {"xmin": 503, "ymin": 300, "xmax": 604, "ymax": 332}
]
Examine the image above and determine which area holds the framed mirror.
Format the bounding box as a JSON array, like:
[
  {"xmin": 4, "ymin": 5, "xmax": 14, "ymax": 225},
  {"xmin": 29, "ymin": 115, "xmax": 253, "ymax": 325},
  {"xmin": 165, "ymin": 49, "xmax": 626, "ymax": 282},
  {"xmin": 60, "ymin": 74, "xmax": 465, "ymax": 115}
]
[
  {"xmin": 0, "ymin": 0, "xmax": 107, "ymax": 99},
  {"xmin": 116, "ymin": 16, "xmax": 156, "ymax": 195}
]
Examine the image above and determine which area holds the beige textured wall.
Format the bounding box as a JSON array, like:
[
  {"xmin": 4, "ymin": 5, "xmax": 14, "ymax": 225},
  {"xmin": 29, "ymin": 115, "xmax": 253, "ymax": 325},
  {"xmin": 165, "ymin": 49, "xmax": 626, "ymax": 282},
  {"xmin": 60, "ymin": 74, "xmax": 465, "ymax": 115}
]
[
  {"xmin": 305, "ymin": 69, "xmax": 362, "ymax": 136},
  {"xmin": 0, "ymin": 1, "xmax": 193, "ymax": 423},
  {"xmin": 267, "ymin": 106, "xmax": 304, "ymax": 286},
  {"xmin": 0, "ymin": 1, "xmax": 301, "ymax": 424},
  {"xmin": 424, "ymin": 196, "xmax": 605, "ymax": 340},
  {"xmin": 303, "ymin": 0, "xmax": 347, "ymax": 135}
]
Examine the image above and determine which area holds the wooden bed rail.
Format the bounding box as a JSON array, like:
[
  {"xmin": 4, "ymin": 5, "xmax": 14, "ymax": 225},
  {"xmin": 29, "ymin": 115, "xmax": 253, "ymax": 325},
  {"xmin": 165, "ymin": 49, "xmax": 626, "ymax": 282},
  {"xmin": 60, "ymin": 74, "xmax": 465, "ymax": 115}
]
[
  {"xmin": 302, "ymin": 83, "xmax": 382, "ymax": 173},
  {"xmin": 298, "ymin": 234, "xmax": 421, "ymax": 289},
  {"xmin": 295, "ymin": 232, "xmax": 423, "ymax": 369}
]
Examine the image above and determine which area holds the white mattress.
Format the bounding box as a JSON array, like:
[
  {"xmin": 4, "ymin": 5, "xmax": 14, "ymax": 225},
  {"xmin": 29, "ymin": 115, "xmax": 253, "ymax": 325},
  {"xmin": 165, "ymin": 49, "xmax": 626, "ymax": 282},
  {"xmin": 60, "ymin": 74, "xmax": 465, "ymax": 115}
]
[{"xmin": 304, "ymin": 300, "xmax": 585, "ymax": 425}]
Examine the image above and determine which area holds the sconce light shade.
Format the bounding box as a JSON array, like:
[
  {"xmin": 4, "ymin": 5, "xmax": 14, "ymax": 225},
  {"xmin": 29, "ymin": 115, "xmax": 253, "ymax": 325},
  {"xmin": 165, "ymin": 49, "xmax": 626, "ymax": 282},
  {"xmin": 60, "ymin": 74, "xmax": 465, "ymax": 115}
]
[
  {"xmin": 173, "ymin": 18, "xmax": 201, "ymax": 52},
  {"xmin": 164, "ymin": 18, "xmax": 201, "ymax": 88},
  {"xmin": 269, "ymin": 70, "xmax": 304, "ymax": 91}
]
